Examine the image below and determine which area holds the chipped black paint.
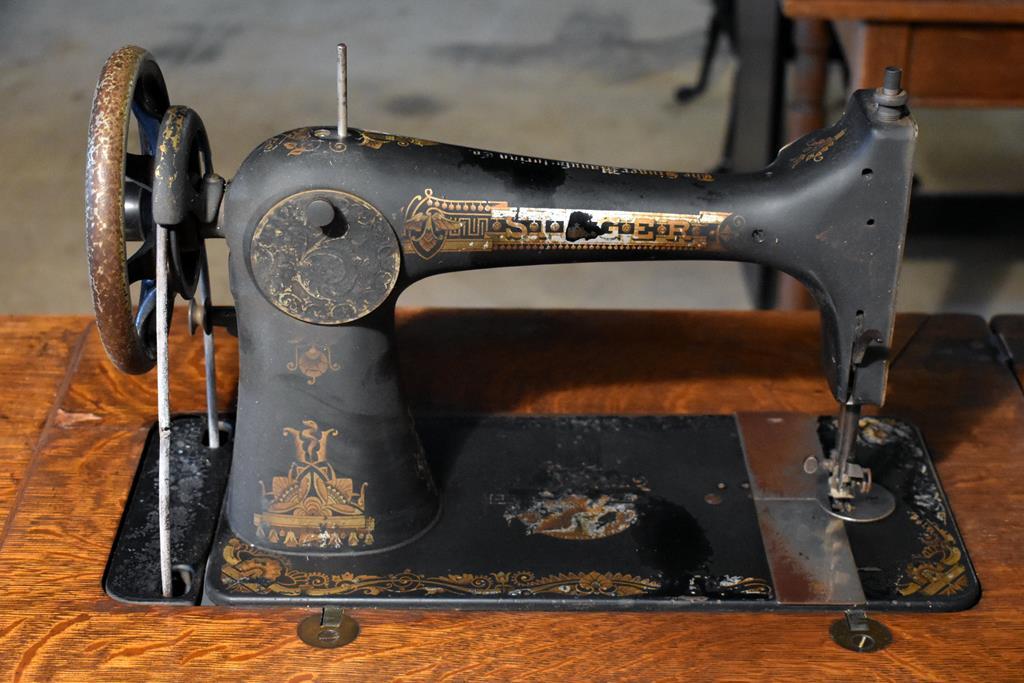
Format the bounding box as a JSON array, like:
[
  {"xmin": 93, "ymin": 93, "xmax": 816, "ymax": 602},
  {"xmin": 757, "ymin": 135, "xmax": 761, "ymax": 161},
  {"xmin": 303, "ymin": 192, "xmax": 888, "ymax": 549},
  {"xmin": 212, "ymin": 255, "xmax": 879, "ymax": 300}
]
[
  {"xmin": 500, "ymin": 462, "xmax": 649, "ymax": 540},
  {"xmin": 565, "ymin": 211, "xmax": 607, "ymax": 241},
  {"xmin": 459, "ymin": 148, "xmax": 567, "ymax": 193}
]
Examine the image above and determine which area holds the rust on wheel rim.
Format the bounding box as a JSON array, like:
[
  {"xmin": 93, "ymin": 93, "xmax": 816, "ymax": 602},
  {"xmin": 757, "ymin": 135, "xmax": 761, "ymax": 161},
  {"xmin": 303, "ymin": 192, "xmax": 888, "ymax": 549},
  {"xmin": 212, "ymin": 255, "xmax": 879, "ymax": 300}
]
[{"xmin": 85, "ymin": 45, "xmax": 169, "ymax": 374}]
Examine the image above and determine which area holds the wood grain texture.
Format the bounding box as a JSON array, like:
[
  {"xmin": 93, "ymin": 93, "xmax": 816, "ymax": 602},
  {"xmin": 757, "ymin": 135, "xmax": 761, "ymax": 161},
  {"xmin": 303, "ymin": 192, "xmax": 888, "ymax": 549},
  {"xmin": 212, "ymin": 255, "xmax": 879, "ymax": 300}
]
[
  {"xmin": 0, "ymin": 310, "xmax": 1022, "ymax": 681},
  {"xmin": 904, "ymin": 24, "xmax": 1024, "ymax": 106},
  {"xmin": 833, "ymin": 19, "xmax": 1024, "ymax": 106},
  {"xmin": 784, "ymin": 0, "xmax": 1024, "ymax": 23},
  {"xmin": 792, "ymin": 1, "xmax": 1024, "ymax": 107},
  {"xmin": 834, "ymin": 21, "xmax": 911, "ymax": 92},
  {"xmin": 0, "ymin": 317, "xmax": 87, "ymax": 535}
]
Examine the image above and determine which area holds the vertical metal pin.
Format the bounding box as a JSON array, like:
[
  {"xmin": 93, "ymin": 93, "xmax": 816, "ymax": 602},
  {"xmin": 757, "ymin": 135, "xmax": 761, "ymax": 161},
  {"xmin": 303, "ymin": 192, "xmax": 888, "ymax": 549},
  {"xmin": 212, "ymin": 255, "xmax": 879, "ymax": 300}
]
[
  {"xmin": 197, "ymin": 252, "xmax": 219, "ymax": 449},
  {"xmin": 831, "ymin": 401, "xmax": 860, "ymax": 495},
  {"xmin": 155, "ymin": 224, "xmax": 173, "ymax": 598},
  {"xmin": 337, "ymin": 43, "xmax": 348, "ymax": 138}
]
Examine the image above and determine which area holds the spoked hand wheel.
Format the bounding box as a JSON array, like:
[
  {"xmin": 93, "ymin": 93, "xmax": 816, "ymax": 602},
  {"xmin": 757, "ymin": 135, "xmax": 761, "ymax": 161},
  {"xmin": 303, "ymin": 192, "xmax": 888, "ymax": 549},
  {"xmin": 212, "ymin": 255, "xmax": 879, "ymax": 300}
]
[
  {"xmin": 85, "ymin": 46, "xmax": 218, "ymax": 374},
  {"xmin": 86, "ymin": 46, "xmax": 170, "ymax": 374},
  {"xmin": 85, "ymin": 45, "xmax": 225, "ymax": 598}
]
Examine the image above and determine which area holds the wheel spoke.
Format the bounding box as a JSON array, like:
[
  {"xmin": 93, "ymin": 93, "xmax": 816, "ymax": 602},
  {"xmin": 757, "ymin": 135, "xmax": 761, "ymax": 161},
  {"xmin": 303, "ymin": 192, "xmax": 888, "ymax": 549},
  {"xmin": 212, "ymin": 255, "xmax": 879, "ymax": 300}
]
[
  {"xmin": 127, "ymin": 243, "xmax": 155, "ymax": 283},
  {"xmin": 132, "ymin": 102, "xmax": 163, "ymax": 155},
  {"xmin": 125, "ymin": 153, "xmax": 153, "ymax": 188},
  {"xmin": 134, "ymin": 279, "xmax": 157, "ymax": 344},
  {"xmin": 123, "ymin": 180, "xmax": 152, "ymax": 242}
]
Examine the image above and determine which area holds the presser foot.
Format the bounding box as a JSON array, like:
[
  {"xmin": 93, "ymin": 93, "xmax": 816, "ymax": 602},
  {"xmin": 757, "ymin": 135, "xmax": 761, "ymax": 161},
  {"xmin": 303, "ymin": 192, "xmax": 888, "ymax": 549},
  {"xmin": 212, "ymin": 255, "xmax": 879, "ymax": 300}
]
[
  {"xmin": 805, "ymin": 457, "xmax": 896, "ymax": 523},
  {"xmin": 816, "ymin": 476, "xmax": 896, "ymax": 523}
]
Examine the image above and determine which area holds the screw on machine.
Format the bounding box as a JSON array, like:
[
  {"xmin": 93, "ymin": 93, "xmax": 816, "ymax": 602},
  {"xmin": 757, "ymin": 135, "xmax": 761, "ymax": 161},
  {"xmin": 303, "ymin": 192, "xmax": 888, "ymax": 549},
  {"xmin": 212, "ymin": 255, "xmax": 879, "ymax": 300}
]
[
  {"xmin": 297, "ymin": 606, "xmax": 360, "ymax": 649},
  {"xmin": 874, "ymin": 66, "xmax": 908, "ymax": 121},
  {"xmin": 830, "ymin": 609, "xmax": 892, "ymax": 653}
]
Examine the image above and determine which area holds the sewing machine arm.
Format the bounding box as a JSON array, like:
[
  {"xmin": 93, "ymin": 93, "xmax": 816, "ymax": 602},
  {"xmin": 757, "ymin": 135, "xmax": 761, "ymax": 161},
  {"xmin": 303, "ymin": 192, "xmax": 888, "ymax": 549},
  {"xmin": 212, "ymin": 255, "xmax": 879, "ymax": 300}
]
[{"xmin": 226, "ymin": 88, "xmax": 915, "ymax": 407}]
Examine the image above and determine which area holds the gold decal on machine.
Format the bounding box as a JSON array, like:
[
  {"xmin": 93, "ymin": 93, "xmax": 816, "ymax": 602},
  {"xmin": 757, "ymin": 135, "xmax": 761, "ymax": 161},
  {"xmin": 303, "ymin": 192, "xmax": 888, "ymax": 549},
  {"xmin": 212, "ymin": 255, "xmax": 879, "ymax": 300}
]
[
  {"xmin": 403, "ymin": 189, "xmax": 510, "ymax": 259},
  {"xmin": 403, "ymin": 189, "xmax": 735, "ymax": 259},
  {"xmin": 261, "ymin": 129, "xmax": 347, "ymax": 156},
  {"xmin": 287, "ymin": 341, "xmax": 340, "ymax": 385},
  {"xmin": 221, "ymin": 538, "xmax": 662, "ymax": 597},
  {"xmin": 254, "ymin": 421, "xmax": 374, "ymax": 549},
  {"xmin": 790, "ymin": 128, "xmax": 847, "ymax": 168},
  {"xmin": 897, "ymin": 512, "xmax": 968, "ymax": 597},
  {"xmin": 358, "ymin": 130, "xmax": 439, "ymax": 150}
]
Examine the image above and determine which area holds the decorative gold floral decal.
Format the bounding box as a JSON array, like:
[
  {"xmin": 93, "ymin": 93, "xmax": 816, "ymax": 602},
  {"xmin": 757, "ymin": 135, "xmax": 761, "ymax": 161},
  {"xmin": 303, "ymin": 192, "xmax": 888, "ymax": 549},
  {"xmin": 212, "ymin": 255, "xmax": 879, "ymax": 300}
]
[
  {"xmin": 897, "ymin": 512, "xmax": 968, "ymax": 597},
  {"xmin": 790, "ymin": 128, "xmax": 847, "ymax": 168},
  {"xmin": 357, "ymin": 130, "xmax": 438, "ymax": 150},
  {"xmin": 249, "ymin": 189, "xmax": 400, "ymax": 324},
  {"xmin": 511, "ymin": 493, "xmax": 639, "ymax": 540},
  {"xmin": 287, "ymin": 342, "xmax": 340, "ymax": 385},
  {"xmin": 221, "ymin": 538, "xmax": 661, "ymax": 597},
  {"xmin": 254, "ymin": 420, "xmax": 374, "ymax": 548},
  {"xmin": 498, "ymin": 463, "xmax": 650, "ymax": 541},
  {"xmin": 262, "ymin": 129, "xmax": 347, "ymax": 157}
]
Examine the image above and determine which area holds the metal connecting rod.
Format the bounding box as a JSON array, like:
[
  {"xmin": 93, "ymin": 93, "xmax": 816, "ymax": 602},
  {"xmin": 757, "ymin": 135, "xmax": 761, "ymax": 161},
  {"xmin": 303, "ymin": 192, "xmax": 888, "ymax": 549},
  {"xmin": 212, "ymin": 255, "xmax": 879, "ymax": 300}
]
[
  {"xmin": 155, "ymin": 224, "xmax": 172, "ymax": 598},
  {"xmin": 197, "ymin": 251, "xmax": 219, "ymax": 449}
]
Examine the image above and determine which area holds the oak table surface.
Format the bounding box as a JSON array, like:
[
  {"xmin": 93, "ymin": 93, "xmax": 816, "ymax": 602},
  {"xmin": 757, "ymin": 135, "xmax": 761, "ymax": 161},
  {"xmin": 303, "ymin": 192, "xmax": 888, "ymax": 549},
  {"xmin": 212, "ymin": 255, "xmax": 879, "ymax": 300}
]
[{"xmin": 0, "ymin": 311, "xmax": 1021, "ymax": 681}]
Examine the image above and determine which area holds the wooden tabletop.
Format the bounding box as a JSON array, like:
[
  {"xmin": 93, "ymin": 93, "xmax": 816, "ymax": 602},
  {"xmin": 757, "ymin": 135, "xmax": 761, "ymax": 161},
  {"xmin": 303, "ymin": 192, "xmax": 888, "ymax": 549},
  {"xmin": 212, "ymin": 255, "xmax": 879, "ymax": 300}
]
[
  {"xmin": 783, "ymin": 0, "xmax": 1024, "ymax": 23},
  {"xmin": 1, "ymin": 311, "xmax": 1022, "ymax": 681}
]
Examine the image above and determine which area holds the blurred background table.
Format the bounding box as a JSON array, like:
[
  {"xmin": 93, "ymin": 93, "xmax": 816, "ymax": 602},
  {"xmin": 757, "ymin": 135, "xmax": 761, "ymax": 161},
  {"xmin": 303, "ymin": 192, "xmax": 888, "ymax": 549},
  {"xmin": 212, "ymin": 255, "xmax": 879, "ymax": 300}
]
[
  {"xmin": 753, "ymin": 0, "xmax": 1024, "ymax": 308},
  {"xmin": 784, "ymin": 0, "xmax": 1024, "ymax": 126}
]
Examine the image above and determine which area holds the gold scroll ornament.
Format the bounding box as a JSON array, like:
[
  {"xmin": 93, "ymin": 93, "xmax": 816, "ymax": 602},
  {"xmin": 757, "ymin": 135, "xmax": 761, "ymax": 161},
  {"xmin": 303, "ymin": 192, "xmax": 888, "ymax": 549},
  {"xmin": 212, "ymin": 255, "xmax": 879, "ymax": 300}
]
[
  {"xmin": 790, "ymin": 128, "xmax": 847, "ymax": 168},
  {"xmin": 259, "ymin": 128, "xmax": 437, "ymax": 157},
  {"xmin": 897, "ymin": 512, "xmax": 969, "ymax": 597},
  {"xmin": 221, "ymin": 538, "xmax": 661, "ymax": 598},
  {"xmin": 357, "ymin": 130, "xmax": 438, "ymax": 150},
  {"xmin": 287, "ymin": 342, "xmax": 340, "ymax": 385},
  {"xmin": 255, "ymin": 420, "xmax": 374, "ymax": 549}
]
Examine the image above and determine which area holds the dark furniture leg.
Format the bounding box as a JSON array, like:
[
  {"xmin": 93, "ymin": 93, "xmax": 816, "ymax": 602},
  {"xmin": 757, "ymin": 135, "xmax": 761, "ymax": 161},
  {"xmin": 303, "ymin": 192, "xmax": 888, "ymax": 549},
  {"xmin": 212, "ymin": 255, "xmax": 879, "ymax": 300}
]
[{"xmin": 725, "ymin": 0, "xmax": 785, "ymax": 309}]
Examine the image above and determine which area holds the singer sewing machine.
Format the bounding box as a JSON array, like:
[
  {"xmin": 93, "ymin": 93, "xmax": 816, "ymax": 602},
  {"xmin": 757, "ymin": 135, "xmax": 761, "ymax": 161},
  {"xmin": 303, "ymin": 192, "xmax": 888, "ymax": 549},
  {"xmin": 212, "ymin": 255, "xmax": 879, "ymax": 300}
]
[{"xmin": 85, "ymin": 45, "xmax": 976, "ymax": 640}]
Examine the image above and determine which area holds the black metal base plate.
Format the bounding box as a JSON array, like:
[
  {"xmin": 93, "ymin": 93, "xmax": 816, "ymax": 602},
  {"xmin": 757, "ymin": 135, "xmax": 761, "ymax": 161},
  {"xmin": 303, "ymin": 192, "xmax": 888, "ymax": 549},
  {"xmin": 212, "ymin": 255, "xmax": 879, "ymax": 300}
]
[
  {"xmin": 106, "ymin": 414, "xmax": 978, "ymax": 611},
  {"xmin": 104, "ymin": 415, "xmax": 233, "ymax": 604}
]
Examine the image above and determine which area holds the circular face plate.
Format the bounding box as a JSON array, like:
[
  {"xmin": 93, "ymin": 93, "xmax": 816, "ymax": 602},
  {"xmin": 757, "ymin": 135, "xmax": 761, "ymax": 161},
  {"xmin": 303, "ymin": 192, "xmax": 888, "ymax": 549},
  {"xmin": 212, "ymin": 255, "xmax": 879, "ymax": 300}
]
[{"xmin": 250, "ymin": 190, "xmax": 401, "ymax": 324}]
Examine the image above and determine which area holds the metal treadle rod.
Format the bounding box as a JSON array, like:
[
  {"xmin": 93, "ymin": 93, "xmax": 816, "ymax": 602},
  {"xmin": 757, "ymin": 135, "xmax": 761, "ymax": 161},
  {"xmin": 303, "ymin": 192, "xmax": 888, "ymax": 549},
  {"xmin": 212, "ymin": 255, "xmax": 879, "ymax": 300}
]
[{"xmin": 155, "ymin": 223, "xmax": 172, "ymax": 598}]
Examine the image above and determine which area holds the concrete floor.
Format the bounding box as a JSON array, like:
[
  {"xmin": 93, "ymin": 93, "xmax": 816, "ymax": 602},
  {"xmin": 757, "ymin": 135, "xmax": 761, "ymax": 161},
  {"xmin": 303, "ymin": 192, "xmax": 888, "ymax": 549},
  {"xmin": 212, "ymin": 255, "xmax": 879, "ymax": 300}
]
[{"xmin": 1, "ymin": 0, "xmax": 1021, "ymax": 316}]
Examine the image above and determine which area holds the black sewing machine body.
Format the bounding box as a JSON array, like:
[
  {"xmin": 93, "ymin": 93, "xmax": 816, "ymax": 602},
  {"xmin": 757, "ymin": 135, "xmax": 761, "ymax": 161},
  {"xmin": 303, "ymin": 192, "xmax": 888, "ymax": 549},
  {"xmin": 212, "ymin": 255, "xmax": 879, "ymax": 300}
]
[
  {"xmin": 85, "ymin": 46, "xmax": 977, "ymax": 615},
  {"xmin": 227, "ymin": 89, "xmax": 912, "ymax": 409}
]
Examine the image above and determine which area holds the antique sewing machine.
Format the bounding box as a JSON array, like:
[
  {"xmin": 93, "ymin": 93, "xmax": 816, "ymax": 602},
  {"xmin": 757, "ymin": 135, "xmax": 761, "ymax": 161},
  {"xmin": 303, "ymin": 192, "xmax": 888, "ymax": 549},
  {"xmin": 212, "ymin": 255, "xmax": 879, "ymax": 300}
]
[{"xmin": 85, "ymin": 45, "xmax": 976, "ymax": 645}]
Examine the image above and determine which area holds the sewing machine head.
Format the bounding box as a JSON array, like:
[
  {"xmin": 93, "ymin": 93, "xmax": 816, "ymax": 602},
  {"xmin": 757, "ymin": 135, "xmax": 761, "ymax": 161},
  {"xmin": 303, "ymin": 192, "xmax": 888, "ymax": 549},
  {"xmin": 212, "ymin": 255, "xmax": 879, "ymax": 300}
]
[{"xmin": 83, "ymin": 46, "xmax": 972, "ymax": 618}]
